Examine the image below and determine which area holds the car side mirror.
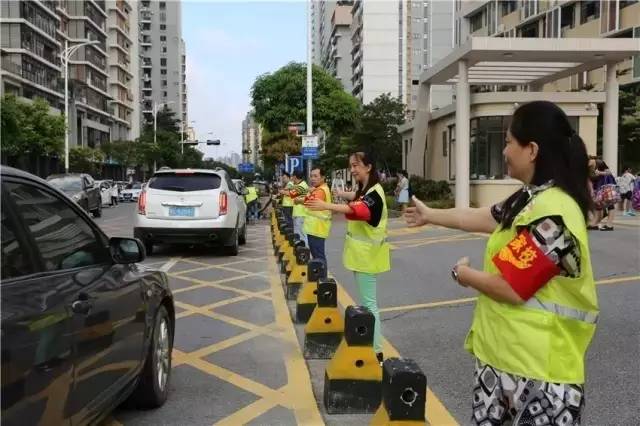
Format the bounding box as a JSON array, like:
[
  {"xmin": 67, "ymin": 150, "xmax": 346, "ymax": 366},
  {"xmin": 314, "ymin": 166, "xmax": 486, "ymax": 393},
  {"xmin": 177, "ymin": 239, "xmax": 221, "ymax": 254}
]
[{"xmin": 110, "ymin": 237, "xmax": 145, "ymax": 264}]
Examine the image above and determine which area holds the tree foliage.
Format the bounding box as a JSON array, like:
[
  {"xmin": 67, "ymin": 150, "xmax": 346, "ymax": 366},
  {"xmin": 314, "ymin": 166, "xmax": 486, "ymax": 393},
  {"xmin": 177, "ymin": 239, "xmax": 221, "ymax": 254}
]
[
  {"xmin": 1, "ymin": 95, "xmax": 65, "ymax": 157},
  {"xmin": 69, "ymin": 146, "xmax": 105, "ymax": 175},
  {"xmin": 619, "ymin": 82, "xmax": 640, "ymax": 170}
]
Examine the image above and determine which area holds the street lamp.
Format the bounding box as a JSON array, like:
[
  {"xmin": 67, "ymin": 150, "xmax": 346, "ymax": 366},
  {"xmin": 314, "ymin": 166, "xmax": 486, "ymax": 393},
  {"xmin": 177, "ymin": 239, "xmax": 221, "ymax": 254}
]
[
  {"xmin": 62, "ymin": 39, "xmax": 100, "ymax": 173},
  {"xmin": 153, "ymin": 100, "xmax": 174, "ymax": 172}
]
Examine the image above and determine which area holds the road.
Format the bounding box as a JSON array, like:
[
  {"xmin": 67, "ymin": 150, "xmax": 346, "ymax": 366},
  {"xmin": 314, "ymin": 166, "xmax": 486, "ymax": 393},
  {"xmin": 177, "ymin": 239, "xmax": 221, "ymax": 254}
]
[{"xmin": 96, "ymin": 202, "xmax": 640, "ymax": 425}]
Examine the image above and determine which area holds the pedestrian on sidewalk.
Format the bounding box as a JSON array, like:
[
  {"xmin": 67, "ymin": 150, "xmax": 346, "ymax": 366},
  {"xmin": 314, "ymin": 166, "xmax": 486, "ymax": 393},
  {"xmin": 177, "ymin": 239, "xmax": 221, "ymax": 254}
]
[
  {"xmin": 394, "ymin": 170, "xmax": 410, "ymax": 212},
  {"xmin": 591, "ymin": 159, "xmax": 618, "ymax": 231},
  {"xmin": 278, "ymin": 172, "xmax": 294, "ymax": 227},
  {"xmin": 110, "ymin": 181, "xmax": 119, "ymax": 206},
  {"xmin": 290, "ymin": 170, "xmax": 309, "ymax": 247},
  {"xmin": 617, "ymin": 166, "xmax": 636, "ymax": 216},
  {"xmin": 303, "ymin": 166, "xmax": 332, "ymax": 266},
  {"xmin": 405, "ymin": 101, "xmax": 597, "ymax": 425},
  {"xmin": 306, "ymin": 150, "xmax": 390, "ymax": 364}
]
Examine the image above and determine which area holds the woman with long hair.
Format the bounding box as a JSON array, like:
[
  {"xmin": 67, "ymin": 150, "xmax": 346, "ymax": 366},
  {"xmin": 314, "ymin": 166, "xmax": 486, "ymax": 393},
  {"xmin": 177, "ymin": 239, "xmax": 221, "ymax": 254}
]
[
  {"xmin": 306, "ymin": 151, "xmax": 391, "ymax": 363},
  {"xmin": 406, "ymin": 101, "xmax": 597, "ymax": 425}
]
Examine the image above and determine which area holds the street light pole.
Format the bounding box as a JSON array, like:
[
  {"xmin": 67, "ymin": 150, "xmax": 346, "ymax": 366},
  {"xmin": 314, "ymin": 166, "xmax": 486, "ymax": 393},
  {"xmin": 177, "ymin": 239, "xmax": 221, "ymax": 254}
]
[
  {"xmin": 62, "ymin": 39, "xmax": 99, "ymax": 173},
  {"xmin": 306, "ymin": 0, "xmax": 313, "ymax": 178}
]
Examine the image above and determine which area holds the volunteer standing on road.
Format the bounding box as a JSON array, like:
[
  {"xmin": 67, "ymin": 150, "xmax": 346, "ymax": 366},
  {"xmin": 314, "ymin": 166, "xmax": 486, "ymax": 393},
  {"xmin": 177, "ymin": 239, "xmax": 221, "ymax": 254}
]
[
  {"xmin": 405, "ymin": 101, "xmax": 597, "ymax": 425},
  {"xmin": 306, "ymin": 151, "xmax": 390, "ymax": 363},
  {"xmin": 290, "ymin": 170, "xmax": 309, "ymax": 246},
  {"xmin": 279, "ymin": 172, "xmax": 294, "ymax": 227},
  {"xmin": 303, "ymin": 166, "xmax": 332, "ymax": 266}
]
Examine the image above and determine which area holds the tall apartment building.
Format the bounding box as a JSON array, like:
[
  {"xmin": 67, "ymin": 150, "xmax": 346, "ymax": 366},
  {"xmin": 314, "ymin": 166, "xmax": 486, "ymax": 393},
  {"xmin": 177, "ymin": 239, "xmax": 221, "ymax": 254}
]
[
  {"xmin": 242, "ymin": 112, "xmax": 262, "ymax": 168},
  {"xmin": 107, "ymin": 0, "xmax": 139, "ymax": 141},
  {"xmin": 0, "ymin": 1, "xmax": 64, "ymax": 112},
  {"xmin": 139, "ymin": 0, "xmax": 187, "ymax": 131},
  {"xmin": 312, "ymin": 1, "xmax": 453, "ymax": 112},
  {"xmin": 455, "ymin": 0, "xmax": 640, "ymax": 89}
]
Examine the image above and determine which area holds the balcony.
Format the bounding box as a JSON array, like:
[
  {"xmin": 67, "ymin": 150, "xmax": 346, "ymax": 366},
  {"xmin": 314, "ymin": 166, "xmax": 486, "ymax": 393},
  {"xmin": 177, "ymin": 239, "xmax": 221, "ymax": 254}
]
[
  {"xmin": 141, "ymin": 36, "xmax": 152, "ymax": 46},
  {"xmin": 140, "ymin": 10, "xmax": 152, "ymax": 23},
  {"xmin": 142, "ymin": 59, "xmax": 152, "ymax": 68}
]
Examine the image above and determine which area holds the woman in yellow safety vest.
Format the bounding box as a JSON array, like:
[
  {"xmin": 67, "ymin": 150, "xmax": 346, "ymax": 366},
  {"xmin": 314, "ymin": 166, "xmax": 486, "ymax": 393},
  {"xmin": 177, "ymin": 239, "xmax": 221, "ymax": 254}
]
[
  {"xmin": 306, "ymin": 151, "xmax": 390, "ymax": 363},
  {"xmin": 406, "ymin": 101, "xmax": 597, "ymax": 425},
  {"xmin": 303, "ymin": 166, "xmax": 332, "ymax": 265}
]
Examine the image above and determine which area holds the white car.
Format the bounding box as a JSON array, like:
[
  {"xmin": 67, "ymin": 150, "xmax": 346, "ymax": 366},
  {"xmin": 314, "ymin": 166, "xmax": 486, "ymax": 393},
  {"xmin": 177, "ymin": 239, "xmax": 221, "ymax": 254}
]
[
  {"xmin": 133, "ymin": 169, "xmax": 247, "ymax": 256},
  {"xmin": 96, "ymin": 180, "xmax": 114, "ymax": 206},
  {"xmin": 120, "ymin": 182, "xmax": 143, "ymax": 202}
]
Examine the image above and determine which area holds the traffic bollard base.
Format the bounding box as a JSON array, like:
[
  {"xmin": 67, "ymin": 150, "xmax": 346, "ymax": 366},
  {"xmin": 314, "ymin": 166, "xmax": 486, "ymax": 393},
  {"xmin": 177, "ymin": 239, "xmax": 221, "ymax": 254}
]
[
  {"xmin": 286, "ymin": 282, "xmax": 302, "ymax": 300},
  {"xmin": 381, "ymin": 358, "xmax": 427, "ymax": 422},
  {"xmin": 304, "ymin": 332, "xmax": 343, "ymax": 359},
  {"xmin": 370, "ymin": 402, "xmax": 427, "ymax": 426},
  {"xmin": 323, "ymin": 373, "xmax": 382, "ymax": 414},
  {"xmin": 296, "ymin": 302, "xmax": 315, "ymax": 323}
]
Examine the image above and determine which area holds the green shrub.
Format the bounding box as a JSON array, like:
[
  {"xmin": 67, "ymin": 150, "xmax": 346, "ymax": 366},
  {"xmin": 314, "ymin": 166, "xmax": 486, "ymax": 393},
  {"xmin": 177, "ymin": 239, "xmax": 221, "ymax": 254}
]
[
  {"xmin": 381, "ymin": 178, "xmax": 398, "ymax": 195},
  {"xmin": 385, "ymin": 195, "xmax": 399, "ymax": 211},
  {"xmin": 408, "ymin": 176, "xmax": 452, "ymax": 201}
]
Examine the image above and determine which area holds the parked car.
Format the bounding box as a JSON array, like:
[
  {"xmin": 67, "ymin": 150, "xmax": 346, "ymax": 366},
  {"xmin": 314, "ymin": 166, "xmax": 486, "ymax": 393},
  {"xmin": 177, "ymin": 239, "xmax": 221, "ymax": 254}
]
[
  {"xmin": 47, "ymin": 173, "xmax": 102, "ymax": 218},
  {"xmin": 96, "ymin": 180, "xmax": 114, "ymax": 206},
  {"xmin": 120, "ymin": 182, "xmax": 143, "ymax": 202},
  {"xmin": 134, "ymin": 168, "xmax": 247, "ymax": 255},
  {"xmin": 1, "ymin": 166, "xmax": 175, "ymax": 426}
]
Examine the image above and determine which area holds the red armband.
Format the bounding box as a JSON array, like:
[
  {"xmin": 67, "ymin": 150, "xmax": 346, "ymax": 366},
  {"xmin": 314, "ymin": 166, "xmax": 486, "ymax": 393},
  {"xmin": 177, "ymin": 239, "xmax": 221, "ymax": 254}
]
[
  {"xmin": 492, "ymin": 229, "xmax": 561, "ymax": 300},
  {"xmin": 345, "ymin": 201, "xmax": 371, "ymax": 221}
]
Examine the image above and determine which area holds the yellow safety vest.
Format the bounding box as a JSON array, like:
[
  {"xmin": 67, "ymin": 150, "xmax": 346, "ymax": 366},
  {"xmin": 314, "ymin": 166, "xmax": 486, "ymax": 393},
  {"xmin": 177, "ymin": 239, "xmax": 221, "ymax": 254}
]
[
  {"xmin": 282, "ymin": 181, "xmax": 294, "ymax": 207},
  {"xmin": 342, "ymin": 183, "xmax": 390, "ymax": 274},
  {"xmin": 292, "ymin": 180, "xmax": 308, "ymax": 217},
  {"xmin": 303, "ymin": 184, "xmax": 332, "ymax": 238},
  {"xmin": 464, "ymin": 187, "xmax": 598, "ymax": 384},
  {"xmin": 245, "ymin": 186, "xmax": 258, "ymax": 203}
]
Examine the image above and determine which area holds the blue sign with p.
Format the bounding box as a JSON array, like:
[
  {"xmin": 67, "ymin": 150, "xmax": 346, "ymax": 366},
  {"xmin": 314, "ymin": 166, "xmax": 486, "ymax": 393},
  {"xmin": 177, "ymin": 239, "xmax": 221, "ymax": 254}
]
[{"xmin": 286, "ymin": 156, "xmax": 303, "ymax": 174}]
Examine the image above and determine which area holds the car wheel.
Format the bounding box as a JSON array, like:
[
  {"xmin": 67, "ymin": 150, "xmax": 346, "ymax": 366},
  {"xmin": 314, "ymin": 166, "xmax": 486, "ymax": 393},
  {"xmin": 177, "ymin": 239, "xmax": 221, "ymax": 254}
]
[
  {"xmin": 129, "ymin": 305, "xmax": 172, "ymax": 408},
  {"xmin": 239, "ymin": 223, "xmax": 247, "ymax": 245},
  {"xmin": 225, "ymin": 228, "xmax": 239, "ymax": 256},
  {"xmin": 92, "ymin": 201, "xmax": 102, "ymax": 218},
  {"xmin": 144, "ymin": 241, "xmax": 154, "ymax": 256}
]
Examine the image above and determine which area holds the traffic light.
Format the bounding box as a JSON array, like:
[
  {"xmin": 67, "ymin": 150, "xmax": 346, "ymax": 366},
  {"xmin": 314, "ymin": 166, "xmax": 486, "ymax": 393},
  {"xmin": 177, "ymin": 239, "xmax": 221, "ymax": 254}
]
[
  {"xmin": 206, "ymin": 139, "xmax": 221, "ymax": 146},
  {"xmin": 183, "ymin": 140, "xmax": 198, "ymax": 146}
]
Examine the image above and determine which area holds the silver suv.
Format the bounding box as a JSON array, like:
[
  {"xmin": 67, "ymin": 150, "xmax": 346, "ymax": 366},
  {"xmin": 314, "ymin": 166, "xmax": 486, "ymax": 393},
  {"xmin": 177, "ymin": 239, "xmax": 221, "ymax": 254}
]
[{"xmin": 133, "ymin": 169, "xmax": 247, "ymax": 255}]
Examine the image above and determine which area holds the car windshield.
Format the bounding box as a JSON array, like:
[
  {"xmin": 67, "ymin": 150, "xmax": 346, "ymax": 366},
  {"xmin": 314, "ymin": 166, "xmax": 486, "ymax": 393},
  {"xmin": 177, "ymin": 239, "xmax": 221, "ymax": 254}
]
[
  {"xmin": 127, "ymin": 183, "xmax": 142, "ymax": 190},
  {"xmin": 149, "ymin": 173, "xmax": 221, "ymax": 192},
  {"xmin": 48, "ymin": 177, "xmax": 82, "ymax": 192}
]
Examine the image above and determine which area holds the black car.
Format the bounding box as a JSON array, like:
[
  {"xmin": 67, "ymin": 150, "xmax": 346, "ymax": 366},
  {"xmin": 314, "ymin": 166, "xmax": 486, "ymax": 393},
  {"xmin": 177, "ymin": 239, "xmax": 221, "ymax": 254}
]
[
  {"xmin": 47, "ymin": 173, "xmax": 103, "ymax": 218},
  {"xmin": 1, "ymin": 166, "xmax": 175, "ymax": 426}
]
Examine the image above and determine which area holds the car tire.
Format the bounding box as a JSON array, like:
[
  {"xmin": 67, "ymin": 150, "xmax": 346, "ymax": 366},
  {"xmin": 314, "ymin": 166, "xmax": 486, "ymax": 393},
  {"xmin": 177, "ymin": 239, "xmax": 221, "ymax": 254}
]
[
  {"xmin": 225, "ymin": 228, "xmax": 239, "ymax": 256},
  {"xmin": 144, "ymin": 241, "xmax": 154, "ymax": 256},
  {"xmin": 92, "ymin": 201, "xmax": 102, "ymax": 218},
  {"xmin": 239, "ymin": 223, "xmax": 247, "ymax": 245},
  {"xmin": 129, "ymin": 305, "xmax": 172, "ymax": 408}
]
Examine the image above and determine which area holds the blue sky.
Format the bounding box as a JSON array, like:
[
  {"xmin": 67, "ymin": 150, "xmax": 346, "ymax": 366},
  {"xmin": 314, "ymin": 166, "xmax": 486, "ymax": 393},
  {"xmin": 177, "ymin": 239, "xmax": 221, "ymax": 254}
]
[{"xmin": 183, "ymin": 1, "xmax": 307, "ymax": 159}]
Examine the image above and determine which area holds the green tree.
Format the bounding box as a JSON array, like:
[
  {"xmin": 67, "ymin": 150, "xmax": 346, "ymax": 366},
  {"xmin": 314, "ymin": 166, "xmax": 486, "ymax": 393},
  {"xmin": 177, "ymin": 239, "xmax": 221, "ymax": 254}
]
[
  {"xmin": 201, "ymin": 159, "xmax": 240, "ymax": 178},
  {"xmin": 1, "ymin": 95, "xmax": 65, "ymax": 157},
  {"xmin": 251, "ymin": 62, "xmax": 360, "ymax": 168},
  {"xmin": 101, "ymin": 140, "xmax": 140, "ymax": 180},
  {"xmin": 619, "ymin": 82, "xmax": 640, "ymax": 170},
  {"xmin": 352, "ymin": 93, "xmax": 406, "ymax": 172},
  {"xmin": 69, "ymin": 146, "xmax": 105, "ymax": 175}
]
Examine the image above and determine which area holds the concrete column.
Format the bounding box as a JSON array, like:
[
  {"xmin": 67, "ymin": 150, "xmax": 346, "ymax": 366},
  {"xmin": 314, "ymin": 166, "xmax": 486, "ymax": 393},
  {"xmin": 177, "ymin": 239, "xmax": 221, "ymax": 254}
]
[
  {"xmin": 409, "ymin": 83, "xmax": 430, "ymax": 177},
  {"xmin": 602, "ymin": 62, "xmax": 619, "ymax": 176},
  {"xmin": 455, "ymin": 60, "xmax": 470, "ymax": 208}
]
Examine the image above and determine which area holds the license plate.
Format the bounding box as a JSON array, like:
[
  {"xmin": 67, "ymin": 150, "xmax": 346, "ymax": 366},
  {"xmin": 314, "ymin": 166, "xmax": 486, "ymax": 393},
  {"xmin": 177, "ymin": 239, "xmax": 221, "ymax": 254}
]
[
  {"xmin": 169, "ymin": 206, "xmax": 194, "ymax": 217},
  {"xmin": 124, "ymin": 194, "xmax": 131, "ymax": 198}
]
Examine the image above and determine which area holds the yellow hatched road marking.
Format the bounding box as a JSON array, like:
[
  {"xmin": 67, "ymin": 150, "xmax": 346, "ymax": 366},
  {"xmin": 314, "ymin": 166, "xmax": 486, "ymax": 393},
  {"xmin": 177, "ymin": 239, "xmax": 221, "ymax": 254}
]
[
  {"xmin": 213, "ymin": 394, "xmax": 281, "ymax": 426},
  {"xmin": 332, "ymin": 278, "xmax": 459, "ymax": 425},
  {"xmin": 170, "ymin": 273, "xmax": 271, "ymax": 299}
]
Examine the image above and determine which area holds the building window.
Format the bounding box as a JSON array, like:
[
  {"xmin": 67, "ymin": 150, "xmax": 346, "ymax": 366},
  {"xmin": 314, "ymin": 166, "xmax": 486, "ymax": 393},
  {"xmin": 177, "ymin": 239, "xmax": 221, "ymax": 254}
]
[
  {"xmin": 561, "ymin": 4, "xmax": 575, "ymax": 31},
  {"xmin": 159, "ymin": 1, "xmax": 166, "ymax": 9},
  {"xmin": 160, "ymin": 35, "xmax": 166, "ymax": 41},
  {"xmin": 163, "ymin": 91, "xmax": 167, "ymax": 97},
  {"xmin": 442, "ymin": 130, "xmax": 448, "ymax": 157},
  {"xmin": 161, "ymin": 69, "xmax": 167, "ymax": 75},
  {"xmin": 162, "ymin": 46, "xmax": 167, "ymax": 53},
  {"xmin": 160, "ymin": 12, "xmax": 166, "ymax": 22},
  {"xmin": 487, "ymin": 1, "xmax": 497, "ymax": 35},
  {"xmin": 520, "ymin": 21, "xmax": 539, "ymax": 37},
  {"xmin": 160, "ymin": 58, "xmax": 167, "ymax": 66},
  {"xmin": 469, "ymin": 117, "xmax": 508, "ymax": 180},
  {"xmin": 161, "ymin": 79, "xmax": 167, "ymax": 87},
  {"xmin": 521, "ymin": 0, "xmax": 538, "ymax": 20},
  {"xmin": 448, "ymin": 125, "xmax": 456, "ymax": 181},
  {"xmin": 580, "ymin": 1, "xmax": 599, "ymax": 24},
  {"xmin": 160, "ymin": 24, "xmax": 166, "ymax": 31},
  {"xmin": 469, "ymin": 11, "xmax": 484, "ymax": 32},
  {"xmin": 501, "ymin": 0, "xmax": 517, "ymax": 16},
  {"xmin": 600, "ymin": 0, "xmax": 619, "ymax": 33}
]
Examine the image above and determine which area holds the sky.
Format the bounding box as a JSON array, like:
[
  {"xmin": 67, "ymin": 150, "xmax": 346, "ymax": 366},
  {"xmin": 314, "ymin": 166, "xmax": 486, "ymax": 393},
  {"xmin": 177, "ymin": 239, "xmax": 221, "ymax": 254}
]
[{"xmin": 183, "ymin": 1, "xmax": 307, "ymax": 160}]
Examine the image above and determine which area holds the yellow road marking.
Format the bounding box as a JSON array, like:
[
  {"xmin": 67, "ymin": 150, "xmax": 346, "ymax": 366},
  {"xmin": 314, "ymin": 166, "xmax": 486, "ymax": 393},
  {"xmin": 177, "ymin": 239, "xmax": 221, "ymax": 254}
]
[
  {"xmin": 213, "ymin": 394, "xmax": 280, "ymax": 426},
  {"xmin": 266, "ymin": 230, "xmax": 325, "ymax": 426},
  {"xmin": 175, "ymin": 290, "xmax": 272, "ymax": 320},
  {"xmin": 378, "ymin": 275, "xmax": 640, "ymax": 314},
  {"xmin": 170, "ymin": 273, "xmax": 271, "ymax": 299},
  {"xmin": 175, "ymin": 327, "xmax": 274, "ymax": 363},
  {"xmin": 333, "ymin": 278, "xmax": 459, "ymax": 425}
]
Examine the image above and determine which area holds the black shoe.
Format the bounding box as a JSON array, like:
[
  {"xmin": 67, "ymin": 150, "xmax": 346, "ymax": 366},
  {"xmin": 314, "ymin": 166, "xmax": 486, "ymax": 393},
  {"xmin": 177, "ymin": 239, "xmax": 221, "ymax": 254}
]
[
  {"xmin": 376, "ymin": 352, "xmax": 384, "ymax": 366},
  {"xmin": 587, "ymin": 225, "xmax": 599, "ymax": 230},
  {"xmin": 599, "ymin": 225, "xmax": 614, "ymax": 231}
]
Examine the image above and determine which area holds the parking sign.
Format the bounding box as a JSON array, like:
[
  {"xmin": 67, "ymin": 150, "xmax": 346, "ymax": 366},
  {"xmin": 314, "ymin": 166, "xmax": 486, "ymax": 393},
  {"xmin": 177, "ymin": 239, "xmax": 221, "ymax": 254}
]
[{"xmin": 285, "ymin": 156, "xmax": 303, "ymax": 174}]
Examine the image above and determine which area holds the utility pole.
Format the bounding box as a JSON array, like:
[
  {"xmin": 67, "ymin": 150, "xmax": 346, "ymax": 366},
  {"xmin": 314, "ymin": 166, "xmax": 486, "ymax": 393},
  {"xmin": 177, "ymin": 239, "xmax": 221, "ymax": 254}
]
[{"xmin": 306, "ymin": 0, "xmax": 313, "ymax": 179}]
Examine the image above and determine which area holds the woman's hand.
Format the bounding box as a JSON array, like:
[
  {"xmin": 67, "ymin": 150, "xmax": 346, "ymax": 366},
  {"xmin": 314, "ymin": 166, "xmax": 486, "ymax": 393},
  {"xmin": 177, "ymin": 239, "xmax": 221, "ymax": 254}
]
[
  {"xmin": 332, "ymin": 189, "xmax": 346, "ymax": 199},
  {"xmin": 404, "ymin": 196, "xmax": 430, "ymax": 227},
  {"xmin": 305, "ymin": 198, "xmax": 329, "ymax": 211},
  {"xmin": 454, "ymin": 257, "xmax": 471, "ymax": 287}
]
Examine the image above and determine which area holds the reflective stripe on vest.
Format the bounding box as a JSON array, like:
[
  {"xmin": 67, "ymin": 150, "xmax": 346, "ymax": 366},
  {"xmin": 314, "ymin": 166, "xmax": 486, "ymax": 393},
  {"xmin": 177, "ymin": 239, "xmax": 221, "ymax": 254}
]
[
  {"xmin": 524, "ymin": 297, "xmax": 598, "ymax": 324},
  {"xmin": 292, "ymin": 181, "xmax": 308, "ymax": 217}
]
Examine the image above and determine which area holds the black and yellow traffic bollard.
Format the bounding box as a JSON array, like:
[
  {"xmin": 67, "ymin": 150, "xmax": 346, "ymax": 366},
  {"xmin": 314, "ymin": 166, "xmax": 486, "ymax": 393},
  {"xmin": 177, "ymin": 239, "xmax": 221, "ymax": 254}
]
[
  {"xmin": 303, "ymin": 278, "xmax": 343, "ymax": 359},
  {"xmin": 324, "ymin": 305, "xmax": 382, "ymax": 414},
  {"xmin": 283, "ymin": 239, "xmax": 305, "ymax": 281},
  {"xmin": 370, "ymin": 358, "xmax": 427, "ymax": 425},
  {"xmin": 295, "ymin": 260, "xmax": 327, "ymax": 322},
  {"xmin": 278, "ymin": 229, "xmax": 294, "ymax": 274},
  {"xmin": 284, "ymin": 245, "xmax": 310, "ymax": 299}
]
